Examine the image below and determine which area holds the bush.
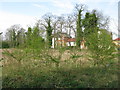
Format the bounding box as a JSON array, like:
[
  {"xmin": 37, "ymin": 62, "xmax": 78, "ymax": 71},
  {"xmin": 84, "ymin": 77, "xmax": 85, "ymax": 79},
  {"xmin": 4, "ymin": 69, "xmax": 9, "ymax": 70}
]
[{"xmin": 2, "ymin": 41, "xmax": 9, "ymax": 48}]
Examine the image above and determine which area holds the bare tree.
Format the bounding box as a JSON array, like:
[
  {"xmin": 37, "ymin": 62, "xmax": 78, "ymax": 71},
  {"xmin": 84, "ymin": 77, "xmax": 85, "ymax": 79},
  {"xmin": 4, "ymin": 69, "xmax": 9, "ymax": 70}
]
[
  {"xmin": 65, "ymin": 14, "xmax": 76, "ymax": 46},
  {"xmin": 41, "ymin": 13, "xmax": 54, "ymax": 48},
  {"xmin": 95, "ymin": 10, "xmax": 110, "ymax": 30},
  {"xmin": 5, "ymin": 24, "xmax": 23, "ymax": 48}
]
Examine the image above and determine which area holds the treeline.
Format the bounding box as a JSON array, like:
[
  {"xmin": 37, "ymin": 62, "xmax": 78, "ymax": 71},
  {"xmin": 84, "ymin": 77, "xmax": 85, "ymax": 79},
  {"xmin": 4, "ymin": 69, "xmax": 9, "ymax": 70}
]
[{"xmin": 2, "ymin": 4, "xmax": 111, "ymax": 49}]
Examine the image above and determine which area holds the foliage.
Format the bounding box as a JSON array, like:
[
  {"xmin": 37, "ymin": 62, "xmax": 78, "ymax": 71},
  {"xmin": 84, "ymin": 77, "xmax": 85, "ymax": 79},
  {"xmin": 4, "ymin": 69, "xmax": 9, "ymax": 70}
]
[
  {"xmin": 46, "ymin": 17, "xmax": 53, "ymax": 48},
  {"xmin": 19, "ymin": 25, "xmax": 45, "ymax": 49},
  {"xmin": 25, "ymin": 27, "xmax": 32, "ymax": 47},
  {"xmin": 5, "ymin": 25, "xmax": 22, "ymax": 48},
  {"xmin": 42, "ymin": 14, "xmax": 53, "ymax": 48},
  {"xmin": 86, "ymin": 29, "xmax": 116, "ymax": 66},
  {"xmin": 76, "ymin": 5, "xmax": 83, "ymax": 49},
  {"xmin": 2, "ymin": 49, "xmax": 118, "ymax": 88},
  {"xmin": 2, "ymin": 41, "xmax": 9, "ymax": 48},
  {"xmin": 83, "ymin": 10, "xmax": 99, "ymax": 39},
  {"xmin": 2, "ymin": 47, "xmax": 118, "ymax": 88}
]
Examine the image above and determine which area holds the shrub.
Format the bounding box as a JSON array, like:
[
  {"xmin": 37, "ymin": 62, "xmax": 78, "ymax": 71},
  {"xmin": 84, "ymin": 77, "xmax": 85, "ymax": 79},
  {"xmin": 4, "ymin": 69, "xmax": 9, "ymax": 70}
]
[{"xmin": 2, "ymin": 41, "xmax": 9, "ymax": 48}]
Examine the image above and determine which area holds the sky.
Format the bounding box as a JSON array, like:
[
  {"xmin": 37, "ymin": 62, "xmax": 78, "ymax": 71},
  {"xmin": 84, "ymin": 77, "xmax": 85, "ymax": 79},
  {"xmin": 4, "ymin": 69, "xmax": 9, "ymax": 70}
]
[{"xmin": 0, "ymin": 0, "xmax": 119, "ymax": 39}]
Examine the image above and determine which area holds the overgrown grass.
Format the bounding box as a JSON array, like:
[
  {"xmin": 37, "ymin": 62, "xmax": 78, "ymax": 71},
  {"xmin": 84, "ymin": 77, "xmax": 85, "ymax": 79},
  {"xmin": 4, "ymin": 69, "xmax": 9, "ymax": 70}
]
[{"xmin": 1, "ymin": 48, "xmax": 119, "ymax": 88}]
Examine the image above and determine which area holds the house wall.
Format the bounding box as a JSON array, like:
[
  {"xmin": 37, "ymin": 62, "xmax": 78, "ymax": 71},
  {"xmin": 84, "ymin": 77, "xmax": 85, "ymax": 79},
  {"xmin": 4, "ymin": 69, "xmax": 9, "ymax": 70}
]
[
  {"xmin": 52, "ymin": 37, "xmax": 67, "ymax": 48},
  {"xmin": 66, "ymin": 42, "xmax": 76, "ymax": 46},
  {"xmin": 52, "ymin": 37, "xmax": 87, "ymax": 49},
  {"xmin": 51, "ymin": 38, "xmax": 55, "ymax": 48}
]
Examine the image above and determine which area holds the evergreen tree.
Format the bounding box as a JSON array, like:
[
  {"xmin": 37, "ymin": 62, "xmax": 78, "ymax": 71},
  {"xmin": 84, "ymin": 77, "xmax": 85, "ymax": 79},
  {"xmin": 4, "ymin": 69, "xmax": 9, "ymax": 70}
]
[
  {"xmin": 83, "ymin": 10, "xmax": 98, "ymax": 37},
  {"xmin": 82, "ymin": 12, "xmax": 90, "ymax": 36},
  {"xmin": 32, "ymin": 25, "xmax": 44, "ymax": 49},
  {"xmin": 83, "ymin": 10, "xmax": 99, "ymax": 47},
  {"xmin": 26, "ymin": 27, "xmax": 32, "ymax": 48},
  {"xmin": 25, "ymin": 25, "xmax": 45, "ymax": 49}
]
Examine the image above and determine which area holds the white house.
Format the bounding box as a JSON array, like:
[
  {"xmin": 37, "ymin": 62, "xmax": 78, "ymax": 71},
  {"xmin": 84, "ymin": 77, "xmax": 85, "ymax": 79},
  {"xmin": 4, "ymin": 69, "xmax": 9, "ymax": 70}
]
[{"xmin": 51, "ymin": 32, "xmax": 86, "ymax": 49}]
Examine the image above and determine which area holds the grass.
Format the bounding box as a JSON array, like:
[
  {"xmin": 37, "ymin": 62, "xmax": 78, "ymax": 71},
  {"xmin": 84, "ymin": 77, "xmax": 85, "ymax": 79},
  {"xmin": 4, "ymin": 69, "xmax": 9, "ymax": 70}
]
[{"xmin": 1, "ymin": 48, "xmax": 119, "ymax": 88}]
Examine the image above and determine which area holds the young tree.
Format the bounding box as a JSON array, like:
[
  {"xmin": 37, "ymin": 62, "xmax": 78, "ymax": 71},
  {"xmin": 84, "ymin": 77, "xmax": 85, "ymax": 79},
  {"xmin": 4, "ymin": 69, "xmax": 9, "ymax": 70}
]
[
  {"xmin": 25, "ymin": 24, "xmax": 45, "ymax": 49},
  {"xmin": 32, "ymin": 25, "xmax": 45, "ymax": 49},
  {"xmin": 86, "ymin": 29, "xmax": 116, "ymax": 67}
]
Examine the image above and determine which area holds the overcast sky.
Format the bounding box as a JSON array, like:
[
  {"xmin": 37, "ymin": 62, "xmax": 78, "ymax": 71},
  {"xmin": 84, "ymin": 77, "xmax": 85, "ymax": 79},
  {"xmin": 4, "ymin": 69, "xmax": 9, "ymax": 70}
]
[{"xmin": 0, "ymin": 0, "xmax": 119, "ymax": 39}]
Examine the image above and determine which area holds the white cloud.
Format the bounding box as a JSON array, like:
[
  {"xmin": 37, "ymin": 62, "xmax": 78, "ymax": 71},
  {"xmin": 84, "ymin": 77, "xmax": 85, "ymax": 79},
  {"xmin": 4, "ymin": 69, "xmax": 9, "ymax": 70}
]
[
  {"xmin": 51, "ymin": 0, "xmax": 73, "ymax": 9},
  {"xmin": 33, "ymin": 4, "xmax": 43, "ymax": 8},
  {"xmin": 0, "ymin": 0, "xmax": 50, "ymax": 2},
  {"xmin": 0, "ymin": 0, "xmax": 119, "ymax": 3},
  {"xmin": 77, "ymin": 0, "xmax": 119, "ymax": 3},
  {"xmin": 0, "ymin": 11, "xmax": 36, "ymax": 35},
  {"xmin": 32, "ymin": 4, "xmax": 46, "ymax": 8}
]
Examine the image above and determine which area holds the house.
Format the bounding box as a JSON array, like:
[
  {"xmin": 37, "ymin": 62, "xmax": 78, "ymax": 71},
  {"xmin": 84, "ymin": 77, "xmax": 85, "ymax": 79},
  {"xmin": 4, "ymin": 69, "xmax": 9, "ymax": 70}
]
[
  {"xmin": 66, "ymin": 38, "xmax": 86, "ymax": 49},
  {"xmin": 52, "ymin": 32, "xmax": 86, "ymax": 49},
  {"xmin": 113, "ymin": 37, "xmax": 120, "ymax": 46},
  {"xmin": 52, "ymin": 29, "xmax": 112, "ymax": 49},
  {"xmin": 51, "ymin": 32, "xmax": 71, "ymax": 48}
]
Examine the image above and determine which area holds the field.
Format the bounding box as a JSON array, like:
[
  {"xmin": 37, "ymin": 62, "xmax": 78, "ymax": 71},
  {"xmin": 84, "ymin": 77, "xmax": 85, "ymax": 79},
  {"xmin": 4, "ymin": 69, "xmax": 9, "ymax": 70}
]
[{"xmin": 1, "ymin": 48, "xmax": 119, "ymax": 88}]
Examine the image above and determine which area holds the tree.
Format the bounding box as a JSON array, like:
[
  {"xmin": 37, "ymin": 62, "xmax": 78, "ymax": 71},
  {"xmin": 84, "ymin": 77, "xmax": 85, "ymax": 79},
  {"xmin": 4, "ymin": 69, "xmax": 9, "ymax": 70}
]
[
  {"xmin": 5, "ymin": 24, "xmax": 22, "ymax": 48},
  {"xmin": 25, "ymin": 24, "xmax": 45, "ymax": 49},
  {"xmin": 52, "ymin": 15, "xmax": 59, "ymax": 48},
  {"xmin": 46, "ymin": 16, "xmax": 53, "ymax": 48},
  {"xmin": 75, "ymin": 4, "xmax": 85, "ymax": 49},
  {"xmin": 26, "ymin": 27, "xmax": 32, "ymax": 47},
  {"xmin": 57, "ymin": 16, "xmax": 65, "ymax": 33},
  {"xmin": 82, "ymin": 10, "xmax": 99, "ymax": 48},
  {"xmin": 82, "ymin": 12, "xmax": 90, "ymax": 38},
  {"xmin": 32, "ymin": 25, "xmax": 45, "ymax": 49},
  {"xmin": 0, "ymin": 32, "xmax": 2, "ymax": 48},
  {"xmin": 65, "ymin": 14, "xmax": 76, "ymax": 46},
  {"xmin": 86, "ymin": 29, "xmax": 116, "ymax": 67},
  {"xmin": 16, "ymin": 28, "xmax": 25, "ymax": 47},
  {"xmin": 83, "ymin": 10, "xmax": 99, "ymax": 36},
  {"xmin": 95, "ymin": 11, "xmax": 110, "ymax": 30},
  {"xmin": 42, "ymin": 14, "xmax": 53, "ymax": 48}
]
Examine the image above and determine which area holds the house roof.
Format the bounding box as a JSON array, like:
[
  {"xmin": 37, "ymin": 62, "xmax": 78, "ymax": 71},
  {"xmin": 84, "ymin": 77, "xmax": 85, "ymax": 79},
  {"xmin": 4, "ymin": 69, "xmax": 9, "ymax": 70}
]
[
  {"xmin": 114, "ymin": 38, "xmax": 120, "ymax": 41},
  {"xmin": 67, "ymin": 38, "xmax": 76, "ymax": 42},
  {"xmin": 56, "ymin": 38, "xmax": 85, "ymax": 42}
]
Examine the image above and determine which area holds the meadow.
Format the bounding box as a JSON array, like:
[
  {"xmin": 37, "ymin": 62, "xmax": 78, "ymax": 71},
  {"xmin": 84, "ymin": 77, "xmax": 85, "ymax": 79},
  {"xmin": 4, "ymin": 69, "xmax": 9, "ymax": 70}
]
[{"xmin": 1, "ymin": 48, "xmax": 119, "ymax": 88}]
